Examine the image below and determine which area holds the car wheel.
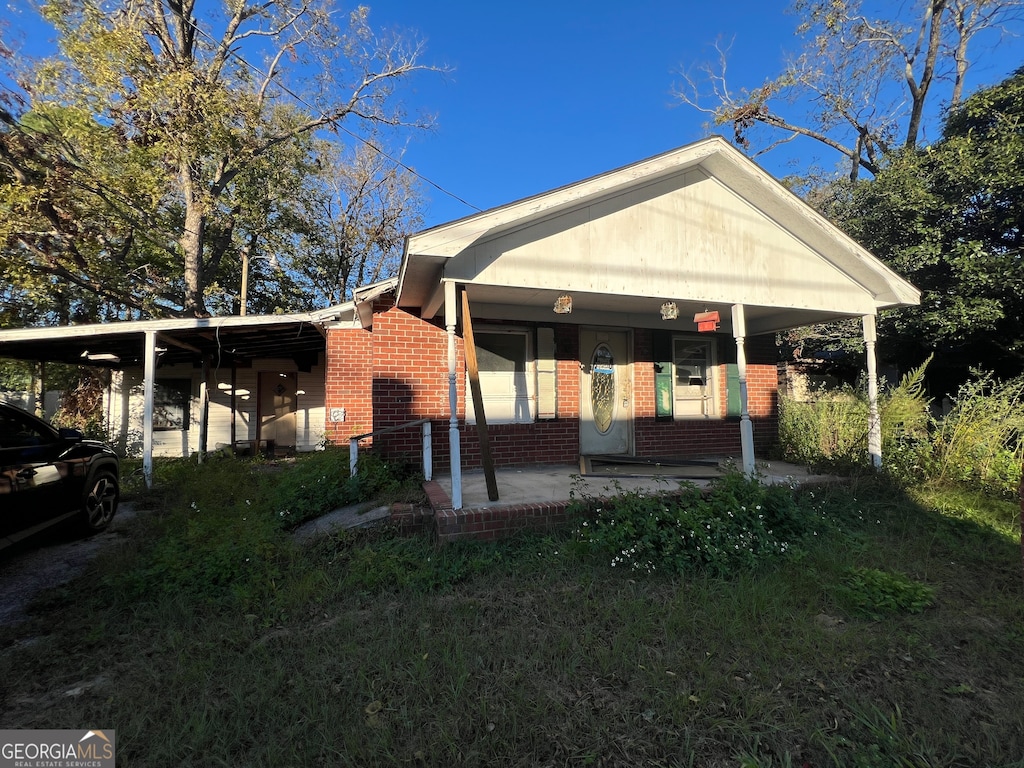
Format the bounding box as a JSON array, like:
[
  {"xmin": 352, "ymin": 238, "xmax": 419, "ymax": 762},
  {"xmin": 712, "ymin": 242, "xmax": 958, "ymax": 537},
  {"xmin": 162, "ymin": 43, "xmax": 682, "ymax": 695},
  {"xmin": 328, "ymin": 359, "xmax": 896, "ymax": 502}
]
[{"xmin": 82, "ymin": 470, "xmax": 119, "ymax": 533}]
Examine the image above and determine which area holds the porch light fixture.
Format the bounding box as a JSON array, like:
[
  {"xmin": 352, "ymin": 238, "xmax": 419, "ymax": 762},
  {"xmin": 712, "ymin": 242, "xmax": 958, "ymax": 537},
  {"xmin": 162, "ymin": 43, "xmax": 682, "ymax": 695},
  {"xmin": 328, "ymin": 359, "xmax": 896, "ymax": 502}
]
[
  {"xmin": 660, "ymin": 301, "xmax": 678, "ymax": 320},
  {"xmin": 80, "ymin": 351, "xmax": 121, "ymax": 363},
  {"xmin": 553, "ymin": 294, "xmax": 573, "ymax": 314}
]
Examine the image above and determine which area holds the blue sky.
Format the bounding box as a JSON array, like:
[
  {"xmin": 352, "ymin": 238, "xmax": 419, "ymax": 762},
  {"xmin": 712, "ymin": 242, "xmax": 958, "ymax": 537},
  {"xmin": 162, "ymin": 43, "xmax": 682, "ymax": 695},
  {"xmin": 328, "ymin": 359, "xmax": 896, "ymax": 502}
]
[
  {"xmin": 4, "ymin": 1, "xmax": 1022, "ymax": 227},
  {"xmin": 354, "ymin": 1, "xmax": 1023, "ymax": 226},
  {"xmin": 371, "ymin": 1, "xmax": 811, "ymax": 224}
]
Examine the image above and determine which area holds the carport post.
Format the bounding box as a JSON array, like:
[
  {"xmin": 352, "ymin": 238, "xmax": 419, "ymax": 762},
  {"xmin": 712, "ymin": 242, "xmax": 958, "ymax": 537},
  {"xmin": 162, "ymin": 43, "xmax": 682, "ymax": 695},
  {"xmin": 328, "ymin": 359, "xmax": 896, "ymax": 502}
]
[
  {"xmin": 731, "ymin": 304, "xmax": 756, "ymax": 477},
  {"xmin": 143, "ymin": 330, "xmax": 156, "ymax": 489}
]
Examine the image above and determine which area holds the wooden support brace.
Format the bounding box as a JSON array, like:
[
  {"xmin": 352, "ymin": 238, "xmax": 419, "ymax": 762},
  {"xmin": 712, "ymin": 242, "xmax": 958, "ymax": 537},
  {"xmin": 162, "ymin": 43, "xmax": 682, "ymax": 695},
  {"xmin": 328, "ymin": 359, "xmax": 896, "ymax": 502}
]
[{"xmin": 461, "ymin": 289, "xmax": 500, "ymax": 502}]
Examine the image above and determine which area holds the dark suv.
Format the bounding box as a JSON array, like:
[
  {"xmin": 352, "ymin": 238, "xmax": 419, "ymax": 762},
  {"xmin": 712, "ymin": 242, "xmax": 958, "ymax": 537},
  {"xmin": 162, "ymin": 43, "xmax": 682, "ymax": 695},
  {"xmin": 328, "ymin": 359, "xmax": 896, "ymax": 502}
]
[{"xmin": 0, "ymin": 402, "xmax": 119, "ymax": 551}]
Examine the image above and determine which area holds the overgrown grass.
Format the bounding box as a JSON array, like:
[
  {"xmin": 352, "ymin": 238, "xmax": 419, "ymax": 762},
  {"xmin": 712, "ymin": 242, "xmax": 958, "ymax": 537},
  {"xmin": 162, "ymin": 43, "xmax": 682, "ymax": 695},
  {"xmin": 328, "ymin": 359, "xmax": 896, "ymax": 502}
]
[
  {"xmin": 777, "ymin": 359, "xmax": 931, "ymax": 476},
  {"xmin": 779, "ymin": 366, "xmax": 1023, "ymax": 498},
  {"xmin": 1, "ymin": 459, "xmax": 1021, "ymax": 766},
  {"xmin": 106, "ymin": 449, "xmax": 425, "ymax": 610},
  {"xmin": 930, "ymin": 374, "xmax": 1024, "ymax": 498}
]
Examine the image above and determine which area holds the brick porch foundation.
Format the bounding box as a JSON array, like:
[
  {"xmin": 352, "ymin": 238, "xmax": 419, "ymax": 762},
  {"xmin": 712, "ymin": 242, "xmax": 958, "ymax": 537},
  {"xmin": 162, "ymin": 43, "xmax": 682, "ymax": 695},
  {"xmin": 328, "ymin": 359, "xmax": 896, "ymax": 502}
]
[{"xmin": 421, "ymin": 479, "xmax": 575, "ymax": 543}]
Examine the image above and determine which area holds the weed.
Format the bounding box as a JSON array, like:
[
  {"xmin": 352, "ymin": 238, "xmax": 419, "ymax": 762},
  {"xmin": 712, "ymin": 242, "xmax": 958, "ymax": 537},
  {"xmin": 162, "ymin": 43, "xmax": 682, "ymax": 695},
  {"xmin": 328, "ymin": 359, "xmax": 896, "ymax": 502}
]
[
  {"xmin": 97, "ymin": 451, "xmax": 423, "ymax": 612},
  {"xmin": 832, "ymin": 567, "xmax": 935, "ymax": 620},
  {"xmin": 777, "ymin": 358, "xmax": 932, "ymax": 477},
  {"xmin": 271, "ymin": 449, "xmax": 423, "ymax": 528},
  {"xmin": 931, "ymin": 373, "xmax": 1024, "ymax": 498},
  {"xmin": 780, "ymin": 365, "xmax": 1023, "ymax": 500},
  {"xmin": 817, "ymin": 702, "xmax": 948, "ymax": 768},
  {"xmin": 570, "ymin": 471, "xmax": 818, "ymax": 576}
]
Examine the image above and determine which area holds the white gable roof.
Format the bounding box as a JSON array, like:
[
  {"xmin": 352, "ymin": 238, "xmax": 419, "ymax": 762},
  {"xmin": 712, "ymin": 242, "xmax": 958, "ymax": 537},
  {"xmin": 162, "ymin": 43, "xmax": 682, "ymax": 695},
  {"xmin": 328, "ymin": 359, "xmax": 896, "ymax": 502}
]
[{"xmin": 398, "ymin": 136, "xmax": 918, "ymax": 335}]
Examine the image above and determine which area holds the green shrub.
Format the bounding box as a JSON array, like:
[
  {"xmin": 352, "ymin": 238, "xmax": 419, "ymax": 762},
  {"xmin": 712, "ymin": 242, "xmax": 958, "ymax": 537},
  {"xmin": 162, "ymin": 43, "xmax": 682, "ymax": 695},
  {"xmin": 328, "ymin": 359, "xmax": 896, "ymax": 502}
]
[
  {"xmin": 832, "ymin": 566, "xmax": 935, "ymax": 620},
  {"xmin": 570, "ymin": 471, "xmax": 816, "ymax": 576}
]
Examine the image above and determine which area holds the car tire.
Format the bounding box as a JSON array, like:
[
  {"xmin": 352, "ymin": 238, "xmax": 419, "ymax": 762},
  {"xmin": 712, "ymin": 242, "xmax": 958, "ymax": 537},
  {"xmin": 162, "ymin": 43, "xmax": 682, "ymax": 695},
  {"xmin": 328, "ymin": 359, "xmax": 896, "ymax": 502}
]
[{"xmin": 81, "ymin": 469, "xmax": 119, "ymax": 533}]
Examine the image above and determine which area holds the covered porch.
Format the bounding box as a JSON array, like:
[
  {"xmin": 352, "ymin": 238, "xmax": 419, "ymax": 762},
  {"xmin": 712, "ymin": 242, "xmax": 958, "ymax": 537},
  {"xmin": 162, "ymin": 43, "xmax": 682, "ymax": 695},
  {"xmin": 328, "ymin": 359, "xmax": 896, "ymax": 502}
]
[{"xmin": 396, "ymin": 137, "xmax": 920, "ymax": 510}]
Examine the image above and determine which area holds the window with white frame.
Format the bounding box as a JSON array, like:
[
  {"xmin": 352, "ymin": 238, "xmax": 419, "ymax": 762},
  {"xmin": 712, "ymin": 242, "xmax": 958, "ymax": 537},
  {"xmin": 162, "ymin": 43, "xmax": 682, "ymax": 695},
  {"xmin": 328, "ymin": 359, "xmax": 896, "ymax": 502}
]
[
  {"xmin": 673, "ymin": 337, "xmax": 718, "ymax": 418},
  {"xmin": 465, "ymin": 329, "xmax": 535, "ymax": 424}
]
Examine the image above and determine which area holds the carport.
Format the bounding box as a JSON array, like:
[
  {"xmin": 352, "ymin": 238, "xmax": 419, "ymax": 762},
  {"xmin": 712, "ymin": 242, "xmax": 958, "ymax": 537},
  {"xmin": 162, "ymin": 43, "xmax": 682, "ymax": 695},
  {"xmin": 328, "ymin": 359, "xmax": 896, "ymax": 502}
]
[{"xmin": 0, "ymin": 306, "xmax": 352, "ymax": 486}]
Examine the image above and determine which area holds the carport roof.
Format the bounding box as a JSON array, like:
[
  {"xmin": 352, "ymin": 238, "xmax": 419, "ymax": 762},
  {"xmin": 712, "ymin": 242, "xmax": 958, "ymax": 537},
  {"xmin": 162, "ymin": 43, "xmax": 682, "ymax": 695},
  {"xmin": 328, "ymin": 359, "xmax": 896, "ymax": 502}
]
[{"xmin": 0, "ymin": 305, "xmax": 354, "ymax": 369}]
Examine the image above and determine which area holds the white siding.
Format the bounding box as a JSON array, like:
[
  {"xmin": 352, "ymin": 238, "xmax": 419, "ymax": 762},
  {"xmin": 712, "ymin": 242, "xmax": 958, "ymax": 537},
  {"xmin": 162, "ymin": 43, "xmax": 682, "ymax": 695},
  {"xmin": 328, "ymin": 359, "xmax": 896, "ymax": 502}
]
[
  {"xmin": 446, "ymin": 170, "xmax": 875, "ymax": 316},
  {"xmin": 106, "ymin": 355, "xmax": 327, "ymax": 458}
]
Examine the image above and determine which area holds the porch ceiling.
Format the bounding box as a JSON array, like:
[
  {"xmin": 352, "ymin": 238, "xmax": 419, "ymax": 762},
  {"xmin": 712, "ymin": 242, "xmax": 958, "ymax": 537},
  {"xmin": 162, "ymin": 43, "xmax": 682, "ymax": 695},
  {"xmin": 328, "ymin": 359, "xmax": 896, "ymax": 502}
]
[
  {"xmin": 459, "ymin": 283, "xmax": 859, "ymax": 336},
  {"xmin": 0, "ymin": 313, "xmax": 341, "ymax": 370}
]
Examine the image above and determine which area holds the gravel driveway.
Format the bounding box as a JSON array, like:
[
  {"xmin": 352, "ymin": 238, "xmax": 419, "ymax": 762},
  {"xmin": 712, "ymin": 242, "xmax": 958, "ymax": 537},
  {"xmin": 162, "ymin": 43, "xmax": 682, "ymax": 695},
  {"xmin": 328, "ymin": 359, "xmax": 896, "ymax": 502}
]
[{"xmin": 0, "ymin": 503, "xmax": 137, "ymax": 627}]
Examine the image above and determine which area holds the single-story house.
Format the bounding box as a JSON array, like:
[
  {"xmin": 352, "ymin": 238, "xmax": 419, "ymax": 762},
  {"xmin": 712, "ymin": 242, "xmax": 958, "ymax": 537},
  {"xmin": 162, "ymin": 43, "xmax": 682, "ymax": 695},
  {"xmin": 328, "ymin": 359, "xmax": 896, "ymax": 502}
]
[{"xmin": 0, "ymin": 136, "xmax": 919, "ymax": 503}]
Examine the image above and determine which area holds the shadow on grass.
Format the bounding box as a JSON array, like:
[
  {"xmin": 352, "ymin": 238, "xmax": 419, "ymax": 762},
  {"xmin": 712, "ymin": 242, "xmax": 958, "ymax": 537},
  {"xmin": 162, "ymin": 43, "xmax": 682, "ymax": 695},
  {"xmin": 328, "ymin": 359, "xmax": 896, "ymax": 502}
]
[{"xmin": 0, "ymin": 473, "xmax": 1021, "ymax": 768}]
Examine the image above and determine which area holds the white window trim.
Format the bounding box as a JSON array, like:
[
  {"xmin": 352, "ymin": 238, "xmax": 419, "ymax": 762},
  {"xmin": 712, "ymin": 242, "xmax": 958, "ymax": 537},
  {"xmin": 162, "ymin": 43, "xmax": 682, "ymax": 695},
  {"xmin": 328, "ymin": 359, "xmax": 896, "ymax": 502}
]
[
  {"xmin": 672, "ymin": 335, "xmax": 720, "ymax": 420},
  {"xmin": 465, "ymin": 326, "xmax": 537, "ymax": 425}
]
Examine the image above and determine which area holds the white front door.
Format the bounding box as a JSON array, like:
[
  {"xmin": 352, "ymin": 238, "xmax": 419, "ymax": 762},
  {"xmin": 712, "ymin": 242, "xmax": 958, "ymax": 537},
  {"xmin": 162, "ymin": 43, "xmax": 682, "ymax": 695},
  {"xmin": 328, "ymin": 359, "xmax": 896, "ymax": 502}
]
[
  {"xmin": 259, "ymin": 372, "xmax": 297, "ymax": 449},
  {"xmin": 579, "ymin": 329, "xmax": 632, "ymax": 455}
]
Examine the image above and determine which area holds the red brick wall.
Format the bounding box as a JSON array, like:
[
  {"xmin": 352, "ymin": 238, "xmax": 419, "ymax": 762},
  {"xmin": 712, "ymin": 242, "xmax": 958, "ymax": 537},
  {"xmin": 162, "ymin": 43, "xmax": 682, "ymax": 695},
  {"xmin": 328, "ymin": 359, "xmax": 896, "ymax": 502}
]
[
  {"xmin": 371, "ymin": 307, "xmax": 453, "ymax": 462},
  {"xmin": 324, "ymin": 312, "xmax": 781, "ymax": 469},
  {"xmin": 632, "ymin": 329, "xmax": 778, "ymax": 459},
  {"xmin": 324, "ymin": 327, "xmax": 373, "ymax": 445},
  {"xmin": 435, "ymin": 500, "xmax": 575, "ymax": 543}
]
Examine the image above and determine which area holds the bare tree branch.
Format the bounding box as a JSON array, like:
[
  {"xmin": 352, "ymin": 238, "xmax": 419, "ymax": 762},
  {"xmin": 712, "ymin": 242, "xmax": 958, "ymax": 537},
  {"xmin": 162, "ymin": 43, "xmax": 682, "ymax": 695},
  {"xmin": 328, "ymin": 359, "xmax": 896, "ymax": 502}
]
[{"xmin": 675, "ymin": 0, "xmax": 1024, "ymax": 177}]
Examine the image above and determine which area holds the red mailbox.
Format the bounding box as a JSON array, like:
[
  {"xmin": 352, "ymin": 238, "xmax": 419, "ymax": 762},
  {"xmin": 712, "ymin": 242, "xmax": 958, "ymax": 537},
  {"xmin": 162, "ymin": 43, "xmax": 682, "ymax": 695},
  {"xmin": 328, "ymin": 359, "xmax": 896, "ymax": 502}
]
[{"xmin": 693, "ymin": 310, "xmax": 720, "ymax": 332}]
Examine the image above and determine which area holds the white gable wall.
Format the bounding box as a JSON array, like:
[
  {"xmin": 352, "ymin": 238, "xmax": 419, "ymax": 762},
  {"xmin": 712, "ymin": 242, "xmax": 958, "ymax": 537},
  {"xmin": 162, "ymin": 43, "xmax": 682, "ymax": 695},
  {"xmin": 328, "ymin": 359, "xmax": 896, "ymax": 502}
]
[{"xmin": 444, "ymin": 169, "xmax": 876, "ymax": 316}]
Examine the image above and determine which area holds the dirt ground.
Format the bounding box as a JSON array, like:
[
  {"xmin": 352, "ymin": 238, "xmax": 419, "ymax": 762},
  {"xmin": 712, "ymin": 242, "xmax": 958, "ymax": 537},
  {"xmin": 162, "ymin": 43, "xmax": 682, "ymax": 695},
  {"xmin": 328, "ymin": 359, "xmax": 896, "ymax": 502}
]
[{"xmin": 0, "ymin": 503, "xmax": 137, "ymax": 627}]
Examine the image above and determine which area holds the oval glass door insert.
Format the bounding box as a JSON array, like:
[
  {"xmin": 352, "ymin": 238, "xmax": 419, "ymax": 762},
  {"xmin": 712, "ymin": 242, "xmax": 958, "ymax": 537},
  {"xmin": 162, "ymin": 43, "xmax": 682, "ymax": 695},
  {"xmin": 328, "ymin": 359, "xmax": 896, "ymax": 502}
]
[{"xmin": 591, "ymin": 344, "xmax": 615, "ymax": 434}]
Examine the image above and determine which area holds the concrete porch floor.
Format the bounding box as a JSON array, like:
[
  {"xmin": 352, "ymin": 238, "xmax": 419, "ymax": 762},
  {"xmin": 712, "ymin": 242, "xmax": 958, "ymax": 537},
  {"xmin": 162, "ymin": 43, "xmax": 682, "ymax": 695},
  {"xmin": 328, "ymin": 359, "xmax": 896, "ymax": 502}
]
[{"xmin": 433, "ymin": 457, "xmax": 836, "ymax": 512}]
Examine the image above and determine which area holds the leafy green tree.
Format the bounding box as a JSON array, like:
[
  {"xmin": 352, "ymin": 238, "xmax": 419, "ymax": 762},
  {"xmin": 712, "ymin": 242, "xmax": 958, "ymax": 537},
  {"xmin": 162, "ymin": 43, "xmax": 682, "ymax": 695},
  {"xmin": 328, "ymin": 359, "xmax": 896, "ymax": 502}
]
[
  {"xmin": 830, "ymin": 67, "xmax": 1024, "ymax": 385},
  {"xmin": 1, "ymin": 0, "xmax": 433, "ymax": 320}
]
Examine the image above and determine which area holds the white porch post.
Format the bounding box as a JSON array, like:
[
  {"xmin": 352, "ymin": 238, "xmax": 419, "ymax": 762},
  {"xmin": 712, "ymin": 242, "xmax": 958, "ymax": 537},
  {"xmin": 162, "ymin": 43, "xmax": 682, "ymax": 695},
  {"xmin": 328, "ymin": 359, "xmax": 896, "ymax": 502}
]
[
  {"xmin": 142, "ymin": 330, "xmax": 157, "ymax": 489},
  {"xmin": 863, "ymin": 314, "xmax": 882, "ymax": 468},
  {"xmin": 731, "ymin": 304, "xmax": 756, "ymax": 477},
  {"xmin": 445, "ymin": 280, "xmax": 463, "ymax": 510}
]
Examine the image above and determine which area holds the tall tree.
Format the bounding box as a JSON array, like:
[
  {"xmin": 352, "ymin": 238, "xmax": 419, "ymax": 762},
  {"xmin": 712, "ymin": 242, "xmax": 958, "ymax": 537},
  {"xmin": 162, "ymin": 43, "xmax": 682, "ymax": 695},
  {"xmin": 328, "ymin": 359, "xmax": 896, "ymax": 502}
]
[
  {"xmin": 1, "ymin": 0, "xmax": 434, "ymax": 319},
  {"xmin": 826, "ymin": 67, "xmax": 1024, "ymax": 385},
  {"xmin": 290, "ymin": 139, "xmax": 421, "ymax": 308},
  {"xmin": 677, "ymin": 0, "xmax": 1024, "ymax": 179}
]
